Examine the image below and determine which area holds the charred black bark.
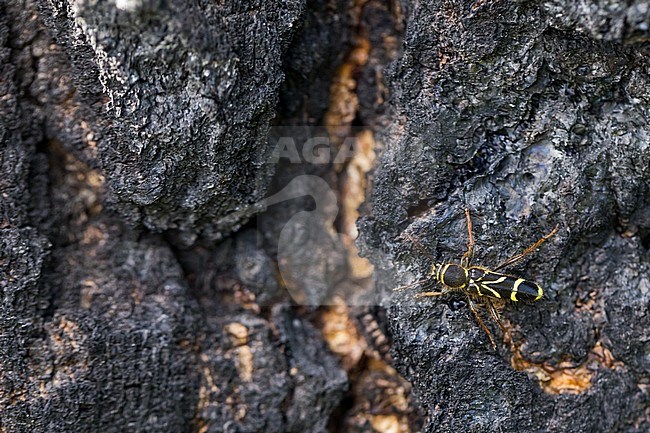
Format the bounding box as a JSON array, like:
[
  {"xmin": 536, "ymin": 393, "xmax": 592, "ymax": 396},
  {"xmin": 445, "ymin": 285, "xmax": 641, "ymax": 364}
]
[
  {"xmin": 358, "ymin": 1, "xmax": 650, "ymax": 432},
  {"xmin": 2, "ymin": 1, "xmax": 351, "ymax": 432},
  {"xmin": 3, "ymin": 0, "xmax": 648, "ymax": 432},
  {"xmin": 37, "ymin": 0, "xmax": 305, "ymax": 242}
]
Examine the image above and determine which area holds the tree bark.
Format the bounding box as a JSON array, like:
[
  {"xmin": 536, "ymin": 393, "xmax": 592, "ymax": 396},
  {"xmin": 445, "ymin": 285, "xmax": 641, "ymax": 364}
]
[
  {"xmin": 1, "ymin": 0, "xmax": 648, "ymax": 433},
  {"xmin": 359, "ymin": 1, "xmax": 650, "ymax": 432}
]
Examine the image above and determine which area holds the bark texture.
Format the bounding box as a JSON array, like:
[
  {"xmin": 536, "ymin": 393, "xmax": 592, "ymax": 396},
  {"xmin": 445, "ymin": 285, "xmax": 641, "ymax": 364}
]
[
  {"xmin": 1, "ymin": 1, "xmax": 352, "ymax": 432},
  {"xmin": 38, "ymin": 0, "xmax": 304, "ymax": 242},
  {"xmin": 358, "ymin": 1, "xmax": 650, "ymax": 432},
  {"xmin": 2, "ymin": 0, "xmax": 649, "ymax": 432}
]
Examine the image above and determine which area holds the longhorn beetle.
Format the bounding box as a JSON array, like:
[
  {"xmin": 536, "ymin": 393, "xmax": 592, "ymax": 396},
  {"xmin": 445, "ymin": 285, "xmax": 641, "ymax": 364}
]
[{"xmin": 394, "ymin": 209, "xmax": 559, "ymax": 349}]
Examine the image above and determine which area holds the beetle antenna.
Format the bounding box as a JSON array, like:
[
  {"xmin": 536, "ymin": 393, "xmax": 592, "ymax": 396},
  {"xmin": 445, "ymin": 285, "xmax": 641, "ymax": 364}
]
[{"xmin": 393, "ymin": 277, "xmax": 429, "ymax": 292}]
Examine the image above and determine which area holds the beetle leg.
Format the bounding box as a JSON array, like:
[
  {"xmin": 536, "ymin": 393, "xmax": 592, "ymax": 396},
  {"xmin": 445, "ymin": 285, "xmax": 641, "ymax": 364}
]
[
  {"xmin": 466, "ymin": 295, "xmax": 496, "ymax": 349},
  {"xmin": 461, "ymin": 208, "xmax": 475, "ymax": 268},
  {"xmin": 494, "ymin": 225, "xmax": 559, "ymax": 271},
  {"xmin": 485, "ymin": 299, "xmax": 512, "ymax": 344},
  {"xmin": 414, "ymin": 291, "xmax": 444, "ymax": 299}
]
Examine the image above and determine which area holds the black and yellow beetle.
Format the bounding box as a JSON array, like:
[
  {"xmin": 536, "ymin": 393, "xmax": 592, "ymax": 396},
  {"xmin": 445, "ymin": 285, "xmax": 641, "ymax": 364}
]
[{"xmin": 395, "ymin": 209, "xmax": 559, "ymax": 348}]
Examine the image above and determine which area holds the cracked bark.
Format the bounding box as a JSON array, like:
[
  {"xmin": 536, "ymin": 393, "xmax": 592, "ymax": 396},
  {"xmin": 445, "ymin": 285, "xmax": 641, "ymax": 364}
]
[
  {"xmin": 358, "ymin": 1, "xmax": 650, "ymax": 432},
  {"xmin": 1, "ymin": 0, "xmax": 648, "ymax": 433}
]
